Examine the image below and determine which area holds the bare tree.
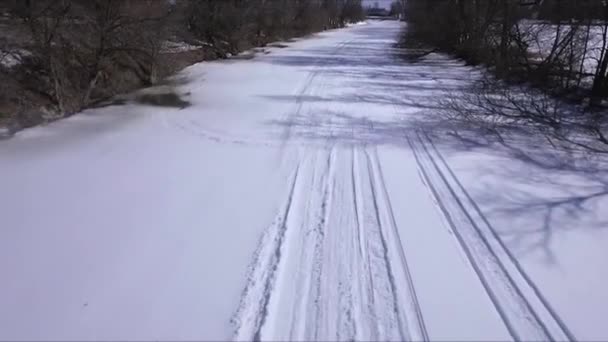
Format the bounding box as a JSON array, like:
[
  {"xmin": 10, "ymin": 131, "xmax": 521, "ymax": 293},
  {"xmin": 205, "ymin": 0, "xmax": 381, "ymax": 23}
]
[
  {"xmin": 8, "ymin": 0, "xmax": 168, "ymax": 115},
  {"xmin": 405, "ymin": 0, "xmax": 607, "ymax": 153},
  {"xmin": 0, "ymin": 0, "xmax": 364, "ymax": 131}
]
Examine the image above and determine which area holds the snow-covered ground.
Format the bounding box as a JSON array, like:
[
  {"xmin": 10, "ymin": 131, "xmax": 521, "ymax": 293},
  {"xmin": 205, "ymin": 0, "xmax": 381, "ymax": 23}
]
[{"xmin": 1, "ymin": 20, "xmax": 607, "ymax": 341}]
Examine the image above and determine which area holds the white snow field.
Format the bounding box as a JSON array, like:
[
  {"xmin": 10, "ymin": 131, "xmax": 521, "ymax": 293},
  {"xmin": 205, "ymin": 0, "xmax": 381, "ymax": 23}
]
[{"xmin": 1, "ymin": 20, "xmax": 607, "ymax": 341}]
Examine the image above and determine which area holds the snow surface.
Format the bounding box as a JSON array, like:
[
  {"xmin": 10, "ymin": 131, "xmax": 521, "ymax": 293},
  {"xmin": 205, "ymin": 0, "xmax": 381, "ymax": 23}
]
[{"xmin": 0, "ymin": 20, "xmax": 607, "ymax": 341}]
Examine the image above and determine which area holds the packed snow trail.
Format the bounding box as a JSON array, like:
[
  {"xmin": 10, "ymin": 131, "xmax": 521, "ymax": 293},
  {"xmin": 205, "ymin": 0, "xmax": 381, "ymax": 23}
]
[
  {"xmin": 225, "ymin": 21, "xmax": 572, "ymax": 340},
  {"xmin": 1, "ymin": 20, "xmax": 603, "ymax": 341},
  {"xmin": 232, "ymin": 146, "xmax": 428, "ymax": 341}
]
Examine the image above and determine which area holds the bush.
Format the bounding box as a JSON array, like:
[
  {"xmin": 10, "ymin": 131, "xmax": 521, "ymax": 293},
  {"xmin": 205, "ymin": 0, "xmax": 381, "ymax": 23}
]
[
  {"xmin": 0, "ymin": 0, "xmax": 365, "ymax": 131},
  {"xmin": 5, "ymin": 0, "xmax": 168, "ymax": 115},
  {"xmin": 404, "ymin": 0, "xmax": 608, "ymax": 153}
]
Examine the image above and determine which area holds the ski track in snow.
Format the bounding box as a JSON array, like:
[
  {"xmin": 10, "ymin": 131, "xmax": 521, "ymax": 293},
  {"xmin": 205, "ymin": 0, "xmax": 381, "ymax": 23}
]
[{"xmin": 408, "ymin": 131, "xmax": 575, "ymax": 342}]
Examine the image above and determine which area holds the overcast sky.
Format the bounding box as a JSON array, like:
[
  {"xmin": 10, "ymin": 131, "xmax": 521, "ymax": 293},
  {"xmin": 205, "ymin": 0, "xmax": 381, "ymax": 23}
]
[{"xmin": 362, "ymin": 0, "xmax": 393, "ymax": 9}]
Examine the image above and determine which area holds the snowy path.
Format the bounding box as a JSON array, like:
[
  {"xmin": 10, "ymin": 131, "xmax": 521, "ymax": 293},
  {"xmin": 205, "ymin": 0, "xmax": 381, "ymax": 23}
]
[
  {"xmin": 232, "ymin": 146, "xmax": 428, "ymax": 341},
  {"xmin": 1, "ymin": 20, "xmax": 606, "ymax": 341}
]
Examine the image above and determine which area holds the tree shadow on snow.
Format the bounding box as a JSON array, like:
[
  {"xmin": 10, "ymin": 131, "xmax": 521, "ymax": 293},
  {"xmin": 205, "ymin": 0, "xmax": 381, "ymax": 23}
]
[{"xmin": 258, "ymin": 23, "xmax": 608, "ymax": 264}]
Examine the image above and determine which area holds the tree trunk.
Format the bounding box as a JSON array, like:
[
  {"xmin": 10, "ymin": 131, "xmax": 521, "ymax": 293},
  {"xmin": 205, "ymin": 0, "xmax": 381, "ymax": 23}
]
[
  {"xmin": 498, "ymin": 0, "xmax": 511, "ymax": 76},
  {"xmin": 591, "ymin": 20, "xmax": 608, "ymax": 105}
]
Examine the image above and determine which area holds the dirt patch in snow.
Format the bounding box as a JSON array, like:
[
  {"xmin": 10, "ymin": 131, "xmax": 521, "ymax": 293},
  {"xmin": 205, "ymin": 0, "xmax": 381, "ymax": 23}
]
[
  {"xmin": 135, "ymin": 92, "xmax": 190, "ymax": 108},
  {"xmin": 268, "ymin": 43, "xmax": 289, "ymax": 48}
]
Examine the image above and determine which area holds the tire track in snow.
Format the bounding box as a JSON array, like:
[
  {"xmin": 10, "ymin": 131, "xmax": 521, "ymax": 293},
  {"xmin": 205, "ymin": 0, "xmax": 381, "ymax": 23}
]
[
  {"xmin": 233, "ymin": 145, "xmax": 428, "ymax": 341},
  {"xmin": 231, "ymin": 163, "xmax": 301, "ymax": 341},
  {"xmin": 421, "ymin": 132, "xmax": 575, "ymax": 342},
  {"xmin": 363, "ymin": 147, "xmax": 428, "ymax": 341},
  {"xmin": 408, "ymin": 131, "xmax": 574, "ymax": 341},
  {"xmin": 368, "ymin": 147, "xmax": 429, "ymax": 341},
  {"xmin": 280, "ymin": 40, "xmax": 353, "ymax": 148},
  {"xmin": 408, "ymin": 133, "xmax": 522, "ymax": 340},
  {"xmin": 303, "ymin": 147, "xmax": 336, "ymax": 341},
  {"xmin": 164, "ymin": 39, "xmax": 352, "ymax": 149},
  {"xmin": 252, "ymin": 147, "xmax": 337, "ymax": 341},
  {"xmin": 351, "ymin": 147, "xmax": 378, "ymax": 340},
  {"xmin": 286, "ymin": 150, "xmax": 323, "ymax": 340},
  {"xmin": 364, "ymin": 147, "xmax": 409, "ymax": 340},
  {"xmin": 285, "ymin": 150, "xmax": 321, "ymax": 340},
  {"xmin": 235, "ymin": 36, "xmax": 428, "ymax": 339}
]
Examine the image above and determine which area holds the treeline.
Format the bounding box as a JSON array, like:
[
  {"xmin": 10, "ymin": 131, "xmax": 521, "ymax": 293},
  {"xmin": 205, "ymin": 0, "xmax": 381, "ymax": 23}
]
[
  {"xmin": 187, "ymin": 0, "xmax": 365, "ymax": 54},
  {"xmin": 537, "ymin": 0, "xmax": 607, "ymax": 22},
  {"xmin": 405, "ymin": 0, "xmax": 608, "ymax": 102},
  {"xmin": 404, "ymin": 0, "xmax": 608, "ymax": 152},
  {"xmin": 0, "ymin": 0, "xmax": 364, "ymax": 131}
]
